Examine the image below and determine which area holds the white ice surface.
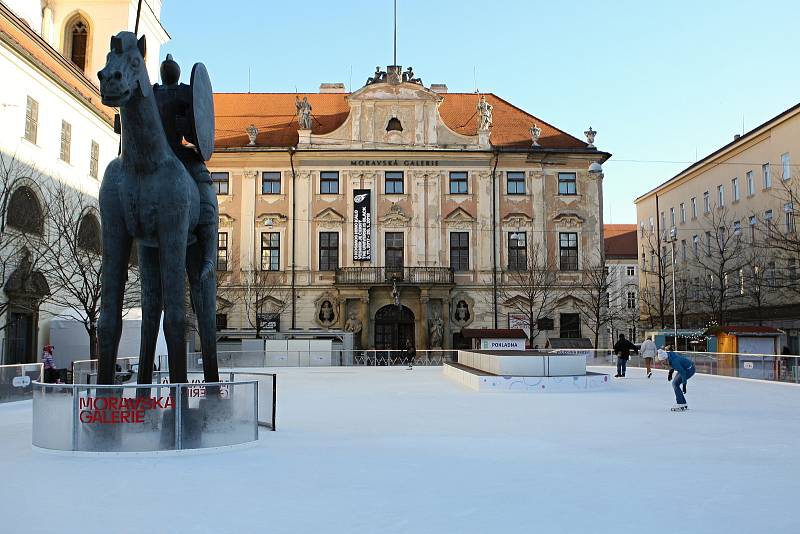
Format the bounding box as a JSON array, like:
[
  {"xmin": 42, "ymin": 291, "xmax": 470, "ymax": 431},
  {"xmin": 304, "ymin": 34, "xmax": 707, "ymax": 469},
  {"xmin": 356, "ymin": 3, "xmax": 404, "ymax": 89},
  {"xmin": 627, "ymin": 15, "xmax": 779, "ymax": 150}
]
[{"xmin": 1, "ymin": 366, "xmax": 798, "ymax": 534}]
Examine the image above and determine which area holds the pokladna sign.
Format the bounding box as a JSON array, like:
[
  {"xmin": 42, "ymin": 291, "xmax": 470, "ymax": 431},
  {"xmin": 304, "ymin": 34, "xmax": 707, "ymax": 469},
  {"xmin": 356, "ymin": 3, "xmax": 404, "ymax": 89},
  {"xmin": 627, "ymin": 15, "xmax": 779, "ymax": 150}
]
[
  {"xmin": 353, "ymin": 189, "xmax": 371, "ymax": 261},
  {"xmin": 480, "ymin": 338, "xmax": 526, "ymax": 351}
]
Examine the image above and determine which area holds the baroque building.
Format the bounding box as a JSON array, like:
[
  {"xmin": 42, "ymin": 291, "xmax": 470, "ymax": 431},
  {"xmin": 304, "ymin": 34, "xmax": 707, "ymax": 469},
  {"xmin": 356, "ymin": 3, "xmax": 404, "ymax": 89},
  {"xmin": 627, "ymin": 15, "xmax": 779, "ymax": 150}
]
[
  {"xmin": 209, "ymin": 66, "xmax": 610, "ymax": 350},
  {"xmin": 0, "ymin": 1, "xmax": 166, "ymax": 364}
]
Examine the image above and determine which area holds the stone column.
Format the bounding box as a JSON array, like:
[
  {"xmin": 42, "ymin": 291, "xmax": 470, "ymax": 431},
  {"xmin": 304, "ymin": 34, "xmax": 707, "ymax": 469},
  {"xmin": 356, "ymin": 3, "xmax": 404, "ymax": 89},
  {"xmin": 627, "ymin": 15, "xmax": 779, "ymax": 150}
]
[{"xmin": 419, "ymin": 289, "xmax": 430, "ymax": 350}]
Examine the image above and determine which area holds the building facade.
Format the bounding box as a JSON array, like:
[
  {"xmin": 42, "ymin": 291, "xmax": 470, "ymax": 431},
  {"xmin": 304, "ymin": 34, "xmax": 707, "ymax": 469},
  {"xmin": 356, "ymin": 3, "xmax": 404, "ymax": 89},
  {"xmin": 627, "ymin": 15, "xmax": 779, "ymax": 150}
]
[
  {"xmin": 0, "ymin": 1, "xmax": 167, "ymax": 364},
  {"xmin": 604, "ymin": 224, "xmax": 639, "ymax": 344},
  {"xmin": 634, "ymin": 103, "xmax": 800, "ymax": 351},
  {"xmin": 209, "ymin": 67, "xmax": 610, "ymax": 350}
]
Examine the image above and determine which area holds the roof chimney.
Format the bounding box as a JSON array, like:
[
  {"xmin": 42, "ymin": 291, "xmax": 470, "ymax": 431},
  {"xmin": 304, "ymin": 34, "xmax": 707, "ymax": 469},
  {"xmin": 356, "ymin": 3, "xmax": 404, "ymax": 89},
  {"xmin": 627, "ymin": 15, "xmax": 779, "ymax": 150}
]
[
  {"xmin": 430, "ymin": 84, "xmax": 448, "ymax": 94},
  {"xmin": 319, "ymin": 83, "xmax": 346, "ymax": 93},
  {"xmin": 734, "ymin": 134, "xmax": 741, "ymax": 141}
]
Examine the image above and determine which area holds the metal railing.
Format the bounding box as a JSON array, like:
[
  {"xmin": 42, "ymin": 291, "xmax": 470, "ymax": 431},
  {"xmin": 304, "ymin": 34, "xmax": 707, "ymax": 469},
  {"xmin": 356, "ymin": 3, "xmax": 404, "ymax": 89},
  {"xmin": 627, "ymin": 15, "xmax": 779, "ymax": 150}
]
[
  {"xmin": 186, "ymin": 349, "xmax": 457, "ymax": 369},
  {"xmin": 335, "ymin": 266, "xmax": 454, "ymax": 285},
  {"xmin": 0, "ymin": 363, "xmax": 43, "ymax": 403}
]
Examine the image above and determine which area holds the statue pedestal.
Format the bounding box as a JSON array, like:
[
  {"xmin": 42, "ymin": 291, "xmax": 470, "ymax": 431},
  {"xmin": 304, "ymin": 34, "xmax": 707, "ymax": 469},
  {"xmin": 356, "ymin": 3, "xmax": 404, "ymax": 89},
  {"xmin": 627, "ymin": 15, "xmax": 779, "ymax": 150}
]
[
  {"xmin": 477, "ymin": 128, "xmax": 491, "ymax": 149},
  {"xmin": 298, "ymin": 128, "xmax": 312, "ymax": 147}
]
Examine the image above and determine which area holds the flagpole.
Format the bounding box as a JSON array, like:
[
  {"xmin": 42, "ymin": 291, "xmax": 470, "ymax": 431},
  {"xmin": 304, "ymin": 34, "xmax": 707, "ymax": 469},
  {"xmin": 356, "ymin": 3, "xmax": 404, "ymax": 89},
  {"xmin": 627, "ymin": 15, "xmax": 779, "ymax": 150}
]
[{"xmin": 393, "ymin": 0, "xmax": 397, "ymax": 65}]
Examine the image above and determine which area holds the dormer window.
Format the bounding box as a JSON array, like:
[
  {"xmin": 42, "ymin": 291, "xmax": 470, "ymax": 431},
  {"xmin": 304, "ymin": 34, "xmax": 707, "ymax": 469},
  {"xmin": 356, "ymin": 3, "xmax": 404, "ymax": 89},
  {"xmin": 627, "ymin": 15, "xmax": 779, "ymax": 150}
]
[
  {"xmin": 65, "ymin": 16, "xmax": 89, "ymax": 72},
  {"xmin": 386, "ymin": 117, "xmax": 403, "ymax": 132}
]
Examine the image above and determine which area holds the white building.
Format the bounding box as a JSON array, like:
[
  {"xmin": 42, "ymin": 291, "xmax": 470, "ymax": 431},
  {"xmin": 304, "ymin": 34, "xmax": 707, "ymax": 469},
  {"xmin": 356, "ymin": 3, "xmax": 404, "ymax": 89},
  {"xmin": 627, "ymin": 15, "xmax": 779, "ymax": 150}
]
[
  {"xmin": 604, "ymin": 224, "xmax": 639, "ymax": 345},
  {"xmin": 0, "ymin": 1, "xmax": 168, "ymax": 364}
]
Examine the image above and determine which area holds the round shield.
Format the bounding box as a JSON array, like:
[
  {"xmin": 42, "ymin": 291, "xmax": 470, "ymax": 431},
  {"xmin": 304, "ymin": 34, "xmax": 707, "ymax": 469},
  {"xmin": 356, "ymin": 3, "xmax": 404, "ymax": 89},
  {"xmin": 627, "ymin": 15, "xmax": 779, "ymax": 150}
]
[{"xmin": 190, "ymin": 62, "xmax": 215, "ymax": 161}]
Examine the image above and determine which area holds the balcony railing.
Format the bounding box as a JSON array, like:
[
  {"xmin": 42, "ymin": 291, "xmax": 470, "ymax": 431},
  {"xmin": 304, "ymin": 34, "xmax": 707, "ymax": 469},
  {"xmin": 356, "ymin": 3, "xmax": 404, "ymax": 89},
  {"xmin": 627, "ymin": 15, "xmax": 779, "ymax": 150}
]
[{"xmin": 335, "ymin": 267, "xmax": 454, "ymax": 285}]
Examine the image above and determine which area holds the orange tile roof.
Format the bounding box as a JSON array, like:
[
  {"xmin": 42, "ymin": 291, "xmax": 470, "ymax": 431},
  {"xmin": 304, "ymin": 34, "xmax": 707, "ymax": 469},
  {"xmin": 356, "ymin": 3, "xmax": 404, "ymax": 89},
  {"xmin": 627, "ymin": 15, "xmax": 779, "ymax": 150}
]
[
  {"xmin": 604, "ymin": 224, "xmax": 637, "ymax": 259},
  {"xmin": 0, "ymin": 4, "xmax": 115, "ymax": 124},
  {"xmin": 213, "ymin": 91, "xmax": 587, "ymax": 150}
]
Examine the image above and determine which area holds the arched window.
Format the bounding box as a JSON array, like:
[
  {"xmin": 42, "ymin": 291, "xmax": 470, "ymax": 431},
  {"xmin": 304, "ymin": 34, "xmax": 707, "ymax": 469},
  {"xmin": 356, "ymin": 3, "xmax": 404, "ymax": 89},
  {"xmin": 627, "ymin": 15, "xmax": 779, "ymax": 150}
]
[
  {"xmin": 77, "ymin": 213, "xmax": 101, "ymax": 254},
  {"xmin": 386, "ymin": 118, "xmax": 403, "ymax": 132},
  {"xmin": 7, "ymin": 186, "xmax": 43, "ymax": 235},
  {"xmin": 65, "ymin": 16, "xmax": 89, "ymax": 71}
]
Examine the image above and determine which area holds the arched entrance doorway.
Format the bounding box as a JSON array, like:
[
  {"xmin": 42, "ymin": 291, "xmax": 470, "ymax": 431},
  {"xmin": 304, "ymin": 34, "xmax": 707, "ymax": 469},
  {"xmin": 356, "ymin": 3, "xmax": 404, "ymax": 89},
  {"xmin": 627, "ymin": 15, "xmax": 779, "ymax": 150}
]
[{"xmin": 374, "ymin": 305, "xmax": 415, "ymax": 351}]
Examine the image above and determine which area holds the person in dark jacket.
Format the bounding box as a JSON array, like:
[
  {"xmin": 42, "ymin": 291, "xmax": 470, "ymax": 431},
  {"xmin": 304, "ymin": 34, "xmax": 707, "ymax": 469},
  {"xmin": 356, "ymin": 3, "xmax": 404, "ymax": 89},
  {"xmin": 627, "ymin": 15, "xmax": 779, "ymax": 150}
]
[
  {"xmin": 657, "ymin": 346, "xmax": 696, "ymax": 411},
  {"xmin": 612, "ymin": 334, "xmax": 638, "ymax": 378}
]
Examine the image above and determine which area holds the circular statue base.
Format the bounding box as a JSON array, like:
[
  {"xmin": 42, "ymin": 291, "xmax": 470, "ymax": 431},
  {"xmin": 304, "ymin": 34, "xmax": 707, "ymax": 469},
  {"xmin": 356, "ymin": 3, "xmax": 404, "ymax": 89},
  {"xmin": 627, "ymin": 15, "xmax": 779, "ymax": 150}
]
[{"xmin": 31, "ymin": 380, "xmax": 259, "ymax": 454}]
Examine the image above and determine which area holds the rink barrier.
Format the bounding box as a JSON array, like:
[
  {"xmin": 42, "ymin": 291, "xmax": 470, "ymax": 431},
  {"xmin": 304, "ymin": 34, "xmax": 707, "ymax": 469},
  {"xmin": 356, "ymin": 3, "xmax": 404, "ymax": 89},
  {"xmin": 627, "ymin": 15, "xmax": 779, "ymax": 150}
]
[
  {"xmin": 185, "ymin": 349, "xmax": 458, "ymax": 370},
  {"xmin": 31, "ymin": 379, "xmax": 261, "ymax": 454},
  {"xmin": 0, "ymin": 363, "xmax": 43, "ymax": 403}
]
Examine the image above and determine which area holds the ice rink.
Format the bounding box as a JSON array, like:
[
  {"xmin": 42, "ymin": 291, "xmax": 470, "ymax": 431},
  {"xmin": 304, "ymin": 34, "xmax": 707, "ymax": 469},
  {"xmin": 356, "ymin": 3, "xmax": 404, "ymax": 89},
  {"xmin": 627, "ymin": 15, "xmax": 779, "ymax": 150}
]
[{"xmin": 1, "ymin": 366, "xmax": 797, "ymax": 534}]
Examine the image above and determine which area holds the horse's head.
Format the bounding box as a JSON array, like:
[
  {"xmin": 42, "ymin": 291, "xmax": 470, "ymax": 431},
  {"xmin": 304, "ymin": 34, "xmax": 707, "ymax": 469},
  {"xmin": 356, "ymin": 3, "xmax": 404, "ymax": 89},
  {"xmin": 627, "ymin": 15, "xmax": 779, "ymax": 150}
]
[{"xmin": 98, "ymin": 32, "xmax": 153, "ymax": 107}]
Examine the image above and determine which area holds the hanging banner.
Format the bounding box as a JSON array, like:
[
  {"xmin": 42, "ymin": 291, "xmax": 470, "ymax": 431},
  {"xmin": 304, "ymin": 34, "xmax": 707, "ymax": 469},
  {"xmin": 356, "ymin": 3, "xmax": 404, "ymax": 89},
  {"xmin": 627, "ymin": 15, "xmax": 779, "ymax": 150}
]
[{"xmin": 353, "ymin": 189, "xmax": 372, "ymax": 261}]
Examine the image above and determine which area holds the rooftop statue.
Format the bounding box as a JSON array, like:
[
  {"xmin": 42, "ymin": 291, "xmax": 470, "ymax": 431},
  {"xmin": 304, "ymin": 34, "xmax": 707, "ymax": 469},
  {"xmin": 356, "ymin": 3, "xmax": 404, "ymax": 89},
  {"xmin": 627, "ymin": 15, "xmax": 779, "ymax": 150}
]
[
  {"xmin": 295, "ymin": 96, "xmax": 313, "ymax": 130},
  {"xmin": 477, "ymin": 95, "xmax": 493, "ymax": 131},
  {"xmin": 96, "ymin": 32, "xmax": 219, "ymax": 386}
]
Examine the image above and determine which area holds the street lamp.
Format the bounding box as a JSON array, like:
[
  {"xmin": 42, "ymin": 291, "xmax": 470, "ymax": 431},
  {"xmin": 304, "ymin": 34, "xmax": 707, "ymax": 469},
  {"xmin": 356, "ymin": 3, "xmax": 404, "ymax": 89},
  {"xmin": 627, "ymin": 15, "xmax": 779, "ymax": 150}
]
[{"xmin": 668, "ymin": 226, "xmax": 678, "ymax": 349}]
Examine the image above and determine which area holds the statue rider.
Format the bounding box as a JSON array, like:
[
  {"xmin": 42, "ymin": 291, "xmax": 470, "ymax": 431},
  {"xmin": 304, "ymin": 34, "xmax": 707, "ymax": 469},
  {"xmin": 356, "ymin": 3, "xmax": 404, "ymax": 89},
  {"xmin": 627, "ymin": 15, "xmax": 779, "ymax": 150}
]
[{"xmin": 153, "ymin": 54, "xmax": 217, "ymax": 280}]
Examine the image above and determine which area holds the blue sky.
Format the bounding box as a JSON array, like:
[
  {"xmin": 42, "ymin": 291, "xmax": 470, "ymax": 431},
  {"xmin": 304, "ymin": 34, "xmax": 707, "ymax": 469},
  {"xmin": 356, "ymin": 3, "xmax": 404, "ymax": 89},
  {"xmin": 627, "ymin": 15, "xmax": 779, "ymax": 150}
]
[{"xmin": 160, "ymin": 0, "xmax": 800, "ymax": 224}]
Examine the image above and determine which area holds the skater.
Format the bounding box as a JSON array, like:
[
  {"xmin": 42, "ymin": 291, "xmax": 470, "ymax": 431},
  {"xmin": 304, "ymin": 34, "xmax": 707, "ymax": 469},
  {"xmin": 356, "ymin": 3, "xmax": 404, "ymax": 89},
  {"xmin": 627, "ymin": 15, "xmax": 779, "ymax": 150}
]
[
  {"xmin": 657, "ymin": 346, "xmax": 695, "ymax": 411},
  {"xmin": 612, "ymin": 333, "xmax": 638, "ymax": 378},
  {"xmin": 42, "ymin": 345, "xmax": 57, "ymax": 383},
  {"xmin": 405, "ymin": 339, "xmax": 415, "ymax": 370},
  {"xmin": 640, "ymin": 336, "xmax": 657, "ymax": 378}
]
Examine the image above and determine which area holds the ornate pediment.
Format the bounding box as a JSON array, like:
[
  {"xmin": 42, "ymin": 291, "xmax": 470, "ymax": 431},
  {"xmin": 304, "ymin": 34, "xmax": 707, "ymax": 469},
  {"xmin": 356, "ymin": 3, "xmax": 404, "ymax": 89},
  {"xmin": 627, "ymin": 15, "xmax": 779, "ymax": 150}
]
[
  {"xmin": 219, "ymin": 213, "xmax": 236, "ymax": 228},
  {"xmin": 443, "ymin": 207, "xmax": 476, "ymax": 229},
  {"xmin": 379, "ymin": 203, "xmax": 411, "ymax": 228},
  {"xmin": 315, "ymin": 207, "xmax": 346, "ymax": 229},
  {"xmin": 552, "ymin": 212, "xmax": 584, "ymax": 228},
  {"xmin": 502, "ymin": 212, "xmax": 533, "ymax": 228},
  {"xmin": 256, "ymin": 213, "xmax": 288, "ymax": 227}
]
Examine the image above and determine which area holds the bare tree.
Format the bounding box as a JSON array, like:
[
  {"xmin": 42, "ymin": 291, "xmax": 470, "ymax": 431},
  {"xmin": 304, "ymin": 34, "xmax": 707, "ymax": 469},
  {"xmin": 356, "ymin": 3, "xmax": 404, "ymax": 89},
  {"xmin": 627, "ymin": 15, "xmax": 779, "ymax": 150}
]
[
  {"xmin": 34, "ymin": 180, "xmax": 139, "ymax": 358},
  {"xmin": 638, "ymin": 229, "xmax": 673, "ymax": 329},
  {"xmin": 575, "ymin": 248, "xmax": 619, "ymax": 350},
  {"xmin": 497, "ymin": 242, "xmax": 561, "ymax": 344}
]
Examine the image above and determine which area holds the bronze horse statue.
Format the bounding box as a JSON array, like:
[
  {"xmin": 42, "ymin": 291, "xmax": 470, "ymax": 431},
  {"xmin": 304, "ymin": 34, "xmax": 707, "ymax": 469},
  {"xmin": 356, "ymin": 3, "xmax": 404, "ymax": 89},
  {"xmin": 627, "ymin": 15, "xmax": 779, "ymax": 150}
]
[{"xmin": 96, "ymin": 31, "xmax": 219, "ymax": 386}]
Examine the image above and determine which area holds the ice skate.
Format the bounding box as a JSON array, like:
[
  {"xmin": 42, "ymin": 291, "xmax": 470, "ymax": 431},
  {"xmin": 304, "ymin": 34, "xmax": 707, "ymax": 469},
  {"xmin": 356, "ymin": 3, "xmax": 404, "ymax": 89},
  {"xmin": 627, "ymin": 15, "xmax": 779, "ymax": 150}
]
[
  {"xmin": 671, "ymin": 404, "xmax": 688, "ymax": 412},
  {"xmin": 647, "ymin": 371, "xmax": 652, "ymax": 378}
]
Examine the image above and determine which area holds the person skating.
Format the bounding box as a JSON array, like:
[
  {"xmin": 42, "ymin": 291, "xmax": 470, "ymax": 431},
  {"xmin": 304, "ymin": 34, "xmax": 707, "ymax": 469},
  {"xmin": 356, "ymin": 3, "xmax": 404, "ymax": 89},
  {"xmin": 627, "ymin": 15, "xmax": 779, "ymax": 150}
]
[
  {"xmin": 657, "ymin": 345, "xmax": 696, "ymax": 411},
  {"xmin": 612, "ymin": 333, "xmax": 638, "ymax": 378},
  {"xmin": 640, "ymin": 336, "xmax": 657, "ymax": 378}
]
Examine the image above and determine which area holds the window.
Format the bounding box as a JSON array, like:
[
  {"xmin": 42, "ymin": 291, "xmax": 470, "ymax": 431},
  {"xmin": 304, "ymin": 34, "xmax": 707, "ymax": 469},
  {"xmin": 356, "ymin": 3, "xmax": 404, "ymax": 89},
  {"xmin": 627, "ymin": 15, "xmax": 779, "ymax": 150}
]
[
  {"xmin": 732, "ymin": 177, "xmax": 739, "ymax": 201},
  {"xmin": 450, "ymin": 232, "xmax": 470, "ymax": 272},
  {"xmin": 626, "ymin": 266, "xmax": 635, "ymax": 277},
  {"xmin": 77, "ymin": 214, "xmax": 101, "ymax": 253},
  {"xmin": 211, "ymin": 172, "xmax": 229, "ymax": 195},
  {"xmin": 89, "ymin": 141, "xmax": 99, "ymax": 179},
  {"xmin": 703, "ymin": 191, "xmax": 710, "ymax": 213},
  {"xmin": 650, "ymin": 252, "xmax": 655, "ymax": 271},
  {"xmin": 217, "ymin": 233, "xmax": 228, "ymax": 271},
  {"xmin": 559, "ymin": 313, "xmax": 581, "ymax": 339},
  {"xmin": 559, "ymin": 232, "xmax": 578, "ymax": 271},
  {"xmin": 640, "ymin": 222, "xmax": 645, "ymax": 236},
  {"xmin": 681, "ymin": 239, "xmax": 687, "ymax": 262},
  {"xmin": 537, "ymin": 317, "xmax": 554, "ymax": 331},
  {"xmin": 749, "ymin": 215, "xmax": 757, "ymax": 241},
  {"xmin": 765, "ymin": 209, "xmax": 773, "ymax": 229},
  {"xmin": 669, "ymin": 207, "xmax": 675, "ymax": 226},
  {"xmin": 679, "ymin": 203, "xmax": 686, "ymax": 224},
  {"xmin": 692, "ymin": 235, "xmax": 699, "ymax": 257},
  {"xmin": 746, "ymin": 171, "xmax": 754, "ymax": 196},
  {"xmin": 508, "ymin": 232, "xmax": 527, "ymax": 270},
  {"xmin": 789, "ymin": 259, "xmax": 797, "ymax": 286},
  {"xmin": 733, "ymin": 220, "xmax": 741, "ymax": 236},
  {"xmin": 649, "ymin": 217, "xmax": 654, "ymax": 234},
  {"xmin": 717, "ymin": 185, "xmax": 724, "ymax": 207},
  {"xmin": 260, "ymin": 232, "xmax": 280, "ymax": 271},
  {"xmin": 216, "ymin": 314, "xmax": 228, "ymax": 330},
  {"xmin": 7, "ymin": 186, "xmax": 43, "ymax": 235},
  {"xmin": 385, "ymin": 232, "xmax": 404, "ymax": 268},
  {"xmin": 660, "ymin": 211, "xmax": 666, "ymax": 230},
  {"xmin": 690, "ymin": 197, "xmax": 697, "ymax": 218},
  {"xmin": 386, "ymin": 117, "xmax": 402, "ymax": 132},
  {"xmin": 449, "ymin": 172, "xmax": 468, "ymax": 194},
  {"xmin": 626, "ymin": 291, "xmax": 636, "ymax": 309},
  {"xmin": 641, "ymin": 253, "xmax": 646, "ymax": 270},
  {"xmin": 262, "ymin": 172, "xmax": 281, "ymax": 194},
  {"xmin": 782, "ymin": 153, "xmax": 791, "ymax": 180},
  {"xmin": 763, "ymin": 163, "xmax": 771, "ymax": 189},
  {"xmin": 384, "ymin": 171, "xmax": 404, "ymax": 194},
  {"xmin": 739, "ymin": 269, "xmax": 745, "ymax": 295},
  {"xmin": 320, "ymin": 171, "xmax": 339, "ymax": 194},
  {"xmin": 65, "ymin": 16, "xmax": 89, "ymax": 71},
  {"xmin": 558, "ymin": 172, "xmax": 577, "ymax": 195},
  {"xmin": 319, "ymin": 232, "xmax": 339, "ymax": 271},
  {"xmin": 785, "ymin": 203, "xmax": 795, "ymax": 233},
  {"xmin": 24, "ymin": 96, "xmax": 38, "ymax": 143},
  {"xmin": 506, "ymin": 171, "xmax": 525, "ymax": 195},
  {"xmin": 60, "ymin": 120, "xmax": 71, "ymax": 163}
]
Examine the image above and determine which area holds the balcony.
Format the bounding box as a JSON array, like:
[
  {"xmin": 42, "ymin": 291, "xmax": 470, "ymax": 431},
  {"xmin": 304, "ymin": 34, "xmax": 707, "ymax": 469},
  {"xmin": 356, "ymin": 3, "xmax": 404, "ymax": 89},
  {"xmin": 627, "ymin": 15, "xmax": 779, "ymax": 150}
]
[{"xmin": 335, "ymin": 267, "xmax": 454, "ymax": 286}]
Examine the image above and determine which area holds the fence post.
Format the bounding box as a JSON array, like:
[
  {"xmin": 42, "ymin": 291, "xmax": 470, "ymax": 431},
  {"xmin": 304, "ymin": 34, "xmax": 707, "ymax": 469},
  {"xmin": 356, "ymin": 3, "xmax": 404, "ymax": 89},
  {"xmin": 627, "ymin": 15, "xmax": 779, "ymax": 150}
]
[
  {"xmin": 71, "ymin": 384, "xmax": 78, "ymax": 451},
  {"xmin": 175, "ymin": 384, "xmax": 182, "ymax": 450}
]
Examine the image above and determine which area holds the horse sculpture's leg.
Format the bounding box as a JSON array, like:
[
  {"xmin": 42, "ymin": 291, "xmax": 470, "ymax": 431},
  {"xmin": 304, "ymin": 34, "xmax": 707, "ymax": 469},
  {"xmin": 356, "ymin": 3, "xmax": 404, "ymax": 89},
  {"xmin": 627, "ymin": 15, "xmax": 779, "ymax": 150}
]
[
  {"xmin": 159, "ymin": 223, "xmax": 190, "ymax": 385},
  {"xmin": 97, "ymin": 211, "xmax": 132, "ymax": 386},
  {"xmin": 187, "ymin": 241, "xmax": 220, "ymax": 383},
  {"xmin": 137, "ymin": 243, "xmax": 162, "ymax": 387}
]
